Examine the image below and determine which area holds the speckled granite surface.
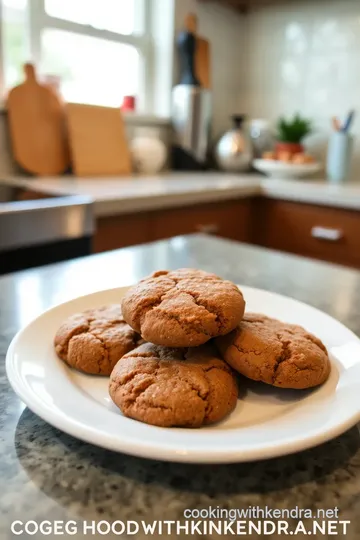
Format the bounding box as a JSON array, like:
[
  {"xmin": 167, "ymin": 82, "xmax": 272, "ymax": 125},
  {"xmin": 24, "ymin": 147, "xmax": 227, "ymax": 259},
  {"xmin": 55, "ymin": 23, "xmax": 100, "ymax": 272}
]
[{"xmin": 1, "ymin": 234, "xmax": 360, "ymax": 539}]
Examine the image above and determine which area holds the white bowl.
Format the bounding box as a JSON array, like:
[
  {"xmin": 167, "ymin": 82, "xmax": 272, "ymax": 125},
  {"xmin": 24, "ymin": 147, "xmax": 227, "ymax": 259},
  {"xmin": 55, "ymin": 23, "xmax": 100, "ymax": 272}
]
[{"xmin": 253, "ymin": 159, "xmax": 322, "ymax": 180}]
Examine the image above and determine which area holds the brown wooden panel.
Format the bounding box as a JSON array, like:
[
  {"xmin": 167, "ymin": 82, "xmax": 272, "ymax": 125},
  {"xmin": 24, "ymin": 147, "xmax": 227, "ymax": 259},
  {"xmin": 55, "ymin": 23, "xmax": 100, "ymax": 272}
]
[
  {"xmin": 14, "ymin": 189, "xmax": 50, "ymax": 201},
  {"xmin": 260, "ymin": 199, "xmax": 360, "ymax": 268},
  {"xmin": 66, "ymin": 103, "xmax": 131, "ymax": 177},
  {"xmin": 94, "ymin": 213, "xmax": 151, "ymax": 253},
  {"xmin": 151, "ymin": 199, "xmax": 253, "ymax": 242},
  {"xmin": 7, "ymin": 63, "xmax": 70, "ymax": 176}
]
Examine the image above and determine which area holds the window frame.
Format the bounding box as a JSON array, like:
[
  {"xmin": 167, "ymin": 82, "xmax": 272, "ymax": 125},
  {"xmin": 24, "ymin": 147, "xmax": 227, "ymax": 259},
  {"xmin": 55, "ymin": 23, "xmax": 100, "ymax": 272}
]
[{"xmin": 4, "ymin": 0, "xmax": 154, "ymax": 111}]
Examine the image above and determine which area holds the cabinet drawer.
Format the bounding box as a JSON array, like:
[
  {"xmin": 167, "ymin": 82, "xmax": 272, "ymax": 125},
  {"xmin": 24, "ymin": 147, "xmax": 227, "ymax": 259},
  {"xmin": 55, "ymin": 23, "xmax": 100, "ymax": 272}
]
[
  {"xmin": 151, "ymin": 199, "xmax": 253, "ymax": 242},
  {"xmin": 263, "ymin": 200, "xmax": 360, "ymax": 268},
  {"xmin": 94, "ymin": 213, "xmax": 151, "ymax": 253}
]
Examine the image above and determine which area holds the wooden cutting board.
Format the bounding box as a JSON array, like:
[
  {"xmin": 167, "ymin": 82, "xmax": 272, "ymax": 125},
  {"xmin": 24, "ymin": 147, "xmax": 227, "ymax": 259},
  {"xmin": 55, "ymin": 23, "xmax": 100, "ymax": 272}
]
[
  {"xmin": 66, "ymin": 103, "xmax": 132, "ymax": 177},
  {"xmin": 7, "ymin": 64, "xmax": 70, "ymax": 176},
  {"xmin": 185, "ymin": 13, "xmax": 211, "ymax": 89}
]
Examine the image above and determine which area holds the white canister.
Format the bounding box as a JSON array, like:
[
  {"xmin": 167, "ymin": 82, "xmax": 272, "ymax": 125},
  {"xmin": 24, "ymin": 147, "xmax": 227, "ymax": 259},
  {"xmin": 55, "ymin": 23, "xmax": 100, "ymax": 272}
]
[{"xmin": 130, "ymin": 128, "xmax": 168, "ymax": 174}]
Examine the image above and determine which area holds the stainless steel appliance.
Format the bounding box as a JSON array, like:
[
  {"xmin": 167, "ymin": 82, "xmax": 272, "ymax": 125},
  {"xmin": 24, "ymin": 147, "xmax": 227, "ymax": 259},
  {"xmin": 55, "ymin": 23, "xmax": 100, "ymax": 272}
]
[
  {"xmin": 0, "ymin": 183, "xmax": 94, "ymax": 274},
  {"xmin": 215, "ymin": 115, "xmax": 253, "ymax": 172}
]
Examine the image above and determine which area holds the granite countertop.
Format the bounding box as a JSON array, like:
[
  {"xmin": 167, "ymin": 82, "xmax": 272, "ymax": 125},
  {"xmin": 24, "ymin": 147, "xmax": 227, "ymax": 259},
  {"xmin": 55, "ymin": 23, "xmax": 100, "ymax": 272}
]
[
  {"xmin": 3, "ymin": 173, "xmax": 360, "ymax": 217},
  {"xmin": 1, "ymin": 234, "xmax": 360, "ymax": 539}
]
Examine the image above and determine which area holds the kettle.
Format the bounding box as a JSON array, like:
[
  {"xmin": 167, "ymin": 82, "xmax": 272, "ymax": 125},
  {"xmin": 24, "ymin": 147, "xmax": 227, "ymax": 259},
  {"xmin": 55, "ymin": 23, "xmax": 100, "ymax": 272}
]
[{"xmin": 215, "ymin": 115, "xmax": 253, "ymax": 172}]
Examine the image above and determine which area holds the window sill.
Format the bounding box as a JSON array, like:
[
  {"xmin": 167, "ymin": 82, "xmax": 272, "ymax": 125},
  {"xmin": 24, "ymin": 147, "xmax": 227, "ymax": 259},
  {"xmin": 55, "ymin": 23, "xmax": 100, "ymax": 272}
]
[
  {"xmin": 0, "ymin": 106, "xmax": 170, "ymax": 127},
  {"xmin": 123, "ymin": 112, "xmax": 171, "ymax": 126}
]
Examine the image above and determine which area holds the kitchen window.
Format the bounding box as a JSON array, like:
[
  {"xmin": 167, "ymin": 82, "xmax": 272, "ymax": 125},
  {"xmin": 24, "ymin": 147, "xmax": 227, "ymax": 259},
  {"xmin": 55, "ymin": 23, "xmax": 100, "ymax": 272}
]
[{"xmin": 1, "ymin": 0, "xmax": 154, "ymax": 111}]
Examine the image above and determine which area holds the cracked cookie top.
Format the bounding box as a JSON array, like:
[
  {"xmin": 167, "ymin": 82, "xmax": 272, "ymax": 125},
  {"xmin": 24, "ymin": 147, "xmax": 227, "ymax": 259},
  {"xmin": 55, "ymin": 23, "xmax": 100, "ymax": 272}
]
[
  {"xmin": 121, "ymin": 268, "xmax": 245, "ymax": 347},
  {"xmin": 54, "ymin": 305, "xmax": 143, "ymax": 375},
  {"xmin": 216, "ymin": 313, "xmax": 330, "ymax": 389},
  {"xmin": 109, "ymin": 342, "xmax": 238, "ymax": 427}
]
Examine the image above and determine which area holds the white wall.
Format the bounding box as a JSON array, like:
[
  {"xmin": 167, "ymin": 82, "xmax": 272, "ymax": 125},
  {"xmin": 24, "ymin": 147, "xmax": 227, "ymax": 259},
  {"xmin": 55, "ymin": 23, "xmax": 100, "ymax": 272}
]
[
  {"xmin": 244, "ymin": 0, "xmax": 360, "ymax": 178},
  {"xmin": 174, "ymin": 0, "xmax": 246, "ymax": 140}
]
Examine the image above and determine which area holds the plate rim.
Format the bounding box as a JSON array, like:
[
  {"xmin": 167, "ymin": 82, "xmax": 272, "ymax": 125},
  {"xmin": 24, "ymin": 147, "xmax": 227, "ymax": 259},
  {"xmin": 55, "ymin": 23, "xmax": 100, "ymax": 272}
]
[
  {"xmin": 6, "ymin": 284, "xmax": 360, "ymax": 464},
  {"xmin": 253, "ymin": 158, "xmax": 321, "ymax": 170}
]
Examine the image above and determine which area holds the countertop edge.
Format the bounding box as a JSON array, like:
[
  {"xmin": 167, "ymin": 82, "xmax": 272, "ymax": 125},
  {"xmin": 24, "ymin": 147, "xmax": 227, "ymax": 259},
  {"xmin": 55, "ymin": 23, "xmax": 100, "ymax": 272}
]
[
  {"xmin": 3, "ymin": 175, "xmax": 360, "ymax": 216},
  {"xmin": 93, "ymin": 186, "xmax": 261, "ymax": 216}
]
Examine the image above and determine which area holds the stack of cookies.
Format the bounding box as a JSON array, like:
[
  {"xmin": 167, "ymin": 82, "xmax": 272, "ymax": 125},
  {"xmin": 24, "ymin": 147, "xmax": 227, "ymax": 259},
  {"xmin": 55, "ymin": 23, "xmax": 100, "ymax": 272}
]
[{"xmin": 54, "ymin": 269, "xmax": 331, "ymax": 428}]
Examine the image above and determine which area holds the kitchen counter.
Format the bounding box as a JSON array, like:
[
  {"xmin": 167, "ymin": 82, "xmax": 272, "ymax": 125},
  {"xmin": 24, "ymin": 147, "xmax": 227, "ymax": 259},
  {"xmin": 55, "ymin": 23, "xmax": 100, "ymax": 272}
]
[
  {"xmin": 4, "ymin": 173, "xmax": 360, "ymax": 216},
  {"xmin": 2, "ymin": 174, "xmax": 260, "ymax": 216},
  {"xmin": 1, "ymin": 234, "xmax": 360, "ymax": 539}
]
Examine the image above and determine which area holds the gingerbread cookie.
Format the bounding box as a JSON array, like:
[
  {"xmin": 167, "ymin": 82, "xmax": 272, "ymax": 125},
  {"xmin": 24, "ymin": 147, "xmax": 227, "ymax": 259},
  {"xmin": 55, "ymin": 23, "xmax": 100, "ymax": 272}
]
[
  {"xmin": 216, "ymin": 313, "xmax": 330, "ymax": 389},
  {"xmin": 109, "ymin": 342, "xmax": 238, "ymax": 427},
  {"xmin": 121, "ymin": 268, "xmax": 245, "ymax": 347},
  {"xmin": 54, "ymin": 305, "xmax": 142, "ymax": 375}
]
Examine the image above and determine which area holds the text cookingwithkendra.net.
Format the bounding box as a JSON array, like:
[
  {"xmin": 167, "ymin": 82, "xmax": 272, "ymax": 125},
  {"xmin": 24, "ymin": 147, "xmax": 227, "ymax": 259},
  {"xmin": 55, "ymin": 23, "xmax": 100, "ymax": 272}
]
[{"xmin": 11, "ymin": 507, "xmax": 351, "ymax": 536}]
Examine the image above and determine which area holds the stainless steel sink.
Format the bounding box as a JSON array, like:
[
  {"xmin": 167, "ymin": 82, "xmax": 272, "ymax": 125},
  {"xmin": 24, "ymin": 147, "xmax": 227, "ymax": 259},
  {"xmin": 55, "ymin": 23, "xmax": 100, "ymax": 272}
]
[{"xmin": 0, "ymin": 182, "xmax": 94, "ymax": 273}]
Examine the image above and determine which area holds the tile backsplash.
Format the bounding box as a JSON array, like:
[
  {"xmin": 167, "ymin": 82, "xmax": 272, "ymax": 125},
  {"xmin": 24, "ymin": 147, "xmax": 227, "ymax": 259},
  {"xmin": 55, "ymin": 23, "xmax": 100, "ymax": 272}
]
[{"xmin": 242, "ymin": 0, "xmax": 360, "ymax": 179}]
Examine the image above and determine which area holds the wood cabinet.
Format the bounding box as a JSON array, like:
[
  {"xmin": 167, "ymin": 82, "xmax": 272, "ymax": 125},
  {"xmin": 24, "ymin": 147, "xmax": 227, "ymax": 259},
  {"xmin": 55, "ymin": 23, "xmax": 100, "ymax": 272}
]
[
  {"xmin": 256, "ymin": 199, "xmax": 360, "ymax": 268},
  {"xmin": 151, "ymin": 199, "xmax": 254, "ymax": 242},
  {"xmin": 94, "ymin": 198, "xmax": 254, "ymax": 253},
  {"xmin": 94, "ymin": 213, "xmax": 152, "ymax": 253},
  {"xmin": 94, "ymin": 196, "xmax": 360, "ymax": 270}
]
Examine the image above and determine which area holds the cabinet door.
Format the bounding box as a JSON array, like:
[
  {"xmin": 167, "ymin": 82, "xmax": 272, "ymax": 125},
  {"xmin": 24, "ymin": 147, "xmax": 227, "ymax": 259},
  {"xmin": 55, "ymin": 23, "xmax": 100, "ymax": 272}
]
[
  {"xmin": 94, "ymin": 213, "xmax": 151, "ymax": 253},
  {"xmin": 151, "ymin": 199, "xmax": 253, "ymax": 242},
  {"xmin": 262, "ymin": 200, "xmax": 360, "ymax": 268}
]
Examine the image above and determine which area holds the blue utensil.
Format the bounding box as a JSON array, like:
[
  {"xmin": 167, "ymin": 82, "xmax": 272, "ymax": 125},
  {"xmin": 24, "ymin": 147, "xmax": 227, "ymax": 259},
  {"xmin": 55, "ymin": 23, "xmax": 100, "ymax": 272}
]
[{"xmin": 342, "ymin": 110, "xmax": 355, "ymax": 133}]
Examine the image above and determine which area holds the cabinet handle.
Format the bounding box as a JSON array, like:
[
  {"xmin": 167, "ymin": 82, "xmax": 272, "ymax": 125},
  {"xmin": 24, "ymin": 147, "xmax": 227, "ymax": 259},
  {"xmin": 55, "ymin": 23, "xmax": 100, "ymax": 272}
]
[
  {"xmin": 196, "ymin": 223, "xmax": 219, "ymax": 235},
  {"xmin": 311, "ymin": 226, "xmax": 343, "ymax": 242}
]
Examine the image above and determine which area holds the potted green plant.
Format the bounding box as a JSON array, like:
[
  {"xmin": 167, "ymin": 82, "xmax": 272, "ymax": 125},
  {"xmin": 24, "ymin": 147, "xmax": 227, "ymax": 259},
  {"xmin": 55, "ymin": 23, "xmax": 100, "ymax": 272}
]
[{"xmin": 276, "ymin": 114, "xmax": 313, "ymax": 155}]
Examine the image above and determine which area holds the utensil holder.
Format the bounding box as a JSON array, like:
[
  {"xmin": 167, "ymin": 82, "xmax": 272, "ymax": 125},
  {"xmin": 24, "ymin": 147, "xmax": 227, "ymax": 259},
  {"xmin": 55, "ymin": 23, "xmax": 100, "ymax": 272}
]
[{"xmin": 326, "ymin": 132, "xmax": 353, "ymax": 184}]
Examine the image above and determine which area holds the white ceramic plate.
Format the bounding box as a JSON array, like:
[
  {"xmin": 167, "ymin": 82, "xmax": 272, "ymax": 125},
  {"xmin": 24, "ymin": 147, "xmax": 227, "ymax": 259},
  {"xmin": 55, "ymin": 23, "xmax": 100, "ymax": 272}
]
[
  {"xmin": 6, "ymin": 286, "xmax": 360, "ymax": 464},
  {"xmin": 253, "ymin": 158, "xmax": 322, "ymax": 179}
]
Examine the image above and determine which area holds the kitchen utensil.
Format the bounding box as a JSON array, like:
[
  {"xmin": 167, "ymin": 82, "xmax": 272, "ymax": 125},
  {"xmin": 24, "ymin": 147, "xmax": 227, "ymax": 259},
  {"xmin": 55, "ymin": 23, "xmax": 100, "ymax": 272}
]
[
  {"xmin": 185, "ymin": 13, "xmax": 211, "ymax": 90},
  {"xmin": 171, "ymin": 14, "xmax": 212, "ymax": 169},
  {"xmin": 7, "ymin": 63, "xmax": 70, "ymax": 176},
  {"xmin": 66, "ymin": 103, "xmax": 132, "ymax": 177},
  {"xmin": 342, "ymin": 110, "xmax": 355, "ymax": 133},
  {"xmin": 7, "ymin": 284, "xmax": 360, "ymax": 463},
  {"xmin": 332, "ymin": 116, "xmax": 341, "ymax": 132},
  {"xmin": 177, "ymin": 24, "xmax": 199, "ymax": 86},
  {"xmin": 196, "ymin": 37, "xmax": 211, "ymax": 90},
  {"xmin": 253, "ymin": 159, "xmax": 321, "ymax": 180},
  {"xmin": 327, "ymin": 131, "xmax": 353, "ymax": 184},
  {"xmin": 215, "ymin": 115, "xmax": 253, "ymax": 172},
  {"xmin": 250, "ymin": 119, "xmax": 274, "ymax": 158}
]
